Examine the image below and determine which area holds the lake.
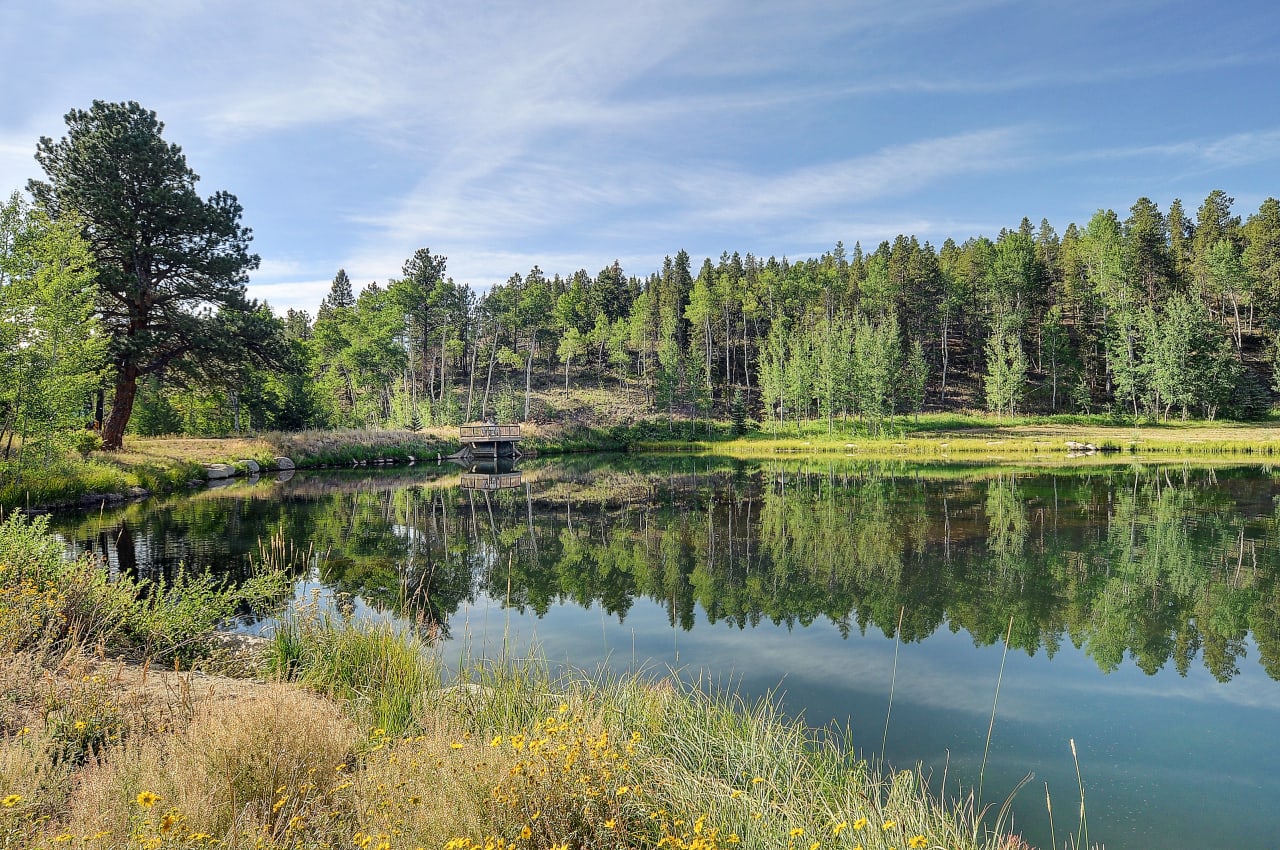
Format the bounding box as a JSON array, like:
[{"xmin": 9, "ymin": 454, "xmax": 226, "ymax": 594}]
[{"xmin": 52, "ymin": 455, "xmax": 1280, "ymax": 850}]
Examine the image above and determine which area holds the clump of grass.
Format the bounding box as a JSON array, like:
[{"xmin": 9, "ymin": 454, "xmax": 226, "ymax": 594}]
[
  {"xmin": 265, "ymin": 601, "xmax": 440, "ymax": 735},
  {"xmin": 62, "ymin": 685, "xmax": 360, "ymax": 845},
  {"xmin": 266, "ymin": 428, "xmax": 448, "ymax": 467}
]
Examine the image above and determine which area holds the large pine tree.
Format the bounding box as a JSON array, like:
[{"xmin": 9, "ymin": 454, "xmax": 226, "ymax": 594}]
[{"xmin": 29, "ymin": 101, "xmax": 275, "ymax": 449}]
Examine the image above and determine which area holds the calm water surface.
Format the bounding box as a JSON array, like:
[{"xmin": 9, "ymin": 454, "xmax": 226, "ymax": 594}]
[{"xmin": 52, "ymin": 456, "xmax": 1280, "ymax": 850}]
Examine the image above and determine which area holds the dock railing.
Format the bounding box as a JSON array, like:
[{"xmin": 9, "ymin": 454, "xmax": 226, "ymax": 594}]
[{"xmin": 459, "ymin": 424, "xmax": 522, "ymax": 441}]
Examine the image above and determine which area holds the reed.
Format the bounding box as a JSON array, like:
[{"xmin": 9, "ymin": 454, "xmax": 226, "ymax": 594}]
[
  {"xmin": 880, "ymin": 605, "xmax": 905, "ymax": 764},
  {"xmin": 979, "ymin": 615, "xmax": 1015, "ymax": 802}
]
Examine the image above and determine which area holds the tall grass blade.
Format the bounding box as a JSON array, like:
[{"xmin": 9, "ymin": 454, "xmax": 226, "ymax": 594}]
[
  {"xmin": 880, "ymin": 605, "xmax": 905, "ymax": 765},
  {"xmin": 979, "ymin": 614, "xmax": 1014, "ymax": 802},
  {"xmin": 1044, "ymin": 781, "xmax": 1058, "ymax": 850},
  {"xmin": 1071, "ymin": 737, "xmax": 1088, "ymax": 850}
]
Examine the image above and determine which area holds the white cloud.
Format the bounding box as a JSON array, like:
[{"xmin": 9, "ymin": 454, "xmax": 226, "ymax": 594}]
[
  {"xmin": 1070, "ymin": 126, "xmax": 1280, "ymax": 172},
  {"xmin": 245, "ymin": 279, "xmax": 332, "ymax": 314}
]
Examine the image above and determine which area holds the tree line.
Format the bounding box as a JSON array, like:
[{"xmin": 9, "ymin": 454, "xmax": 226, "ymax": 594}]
[
  {"xmin": 4, "ymin": 100, "xmax": 1280, "ymax": 464},
  {"xmin": 262, "ymin": 189, "xmax": 1280, "ymax": 435}
]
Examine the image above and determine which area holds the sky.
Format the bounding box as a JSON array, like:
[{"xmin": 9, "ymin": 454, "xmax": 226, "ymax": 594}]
[{"xmin": 2, "ymin": 0, "xmax": 1279, "ymax": 315}]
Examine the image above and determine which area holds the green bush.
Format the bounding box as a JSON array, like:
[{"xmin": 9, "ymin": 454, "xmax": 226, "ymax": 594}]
[{"xmin": 0, "ymin": 513, "xmax": 289, "ymax": 662}]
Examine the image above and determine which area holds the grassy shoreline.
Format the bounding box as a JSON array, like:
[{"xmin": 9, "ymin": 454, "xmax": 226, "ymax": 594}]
[
  {"xmin": 0, "ymin": 514, "xmax": 1042, "ymax": 850},
  {"xmin": 8, "ymin": 412, "xmax": 1280, "ymax": 511}
]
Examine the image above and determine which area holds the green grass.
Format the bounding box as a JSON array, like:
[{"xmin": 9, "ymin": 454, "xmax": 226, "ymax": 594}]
[
  {"xmin": 0, "ymin": 429, "xmax": 454, "ymax": 510},
  {"xmin": 264, "ymin": 604, "xmax": 441, "ymax": 735}
]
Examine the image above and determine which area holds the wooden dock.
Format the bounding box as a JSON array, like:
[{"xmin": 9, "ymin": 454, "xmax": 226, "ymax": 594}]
[{"xmin": 458, "ymin": 424, "xmax": 522, "ymax": 459}]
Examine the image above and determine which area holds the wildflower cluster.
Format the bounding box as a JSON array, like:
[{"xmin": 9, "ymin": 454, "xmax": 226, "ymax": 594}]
[{"xmin": 0, "ymin": 576, "xmax": 66, "ymax": 652}]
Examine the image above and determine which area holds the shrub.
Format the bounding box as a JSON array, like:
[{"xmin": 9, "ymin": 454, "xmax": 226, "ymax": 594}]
[{"xmin": 0, "ymin": 513, "xmax": 289, "ymax": 662}]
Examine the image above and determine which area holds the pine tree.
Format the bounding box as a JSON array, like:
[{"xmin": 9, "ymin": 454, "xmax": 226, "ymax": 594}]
[
  {"xmin": 319, "ymin": 268, "xmax": 355, "ymax": 316},
  {"xmin": 730, "ymin": 387, "xmax": 748, "ymax": 435},
  {"xmin": 29, "ymin": 101, "xmax": 274, "ymax": 449}
]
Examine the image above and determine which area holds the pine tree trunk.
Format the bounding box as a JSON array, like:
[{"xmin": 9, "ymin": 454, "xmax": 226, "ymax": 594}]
[
  {"xmin": 940, "ymin": 312, "xmax": 949, "ymax": 404},
  {"xmin": 524, "ymin": 335, "xmax": 534, "ymax": 421},
  {"xmin": 481, "ymin": 325, "xmax": 498, "ymax": 420},
  {"xmin": 101, "ymin": 364, "xmax": 140, "ymax": 450},
  {"xmin": 465, "ymin": 331, "xmax": 478, "ymax": 422}
]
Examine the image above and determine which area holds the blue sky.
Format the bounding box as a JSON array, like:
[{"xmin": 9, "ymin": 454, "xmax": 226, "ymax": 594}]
[{"xmin": 2, "ymin": 0, "xmax": 1278, "ymax": 314}]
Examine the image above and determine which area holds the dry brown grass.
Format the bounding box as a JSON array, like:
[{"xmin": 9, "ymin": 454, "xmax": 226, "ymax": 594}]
[
  {"xmin": 64, "ymin": 683, "xmax": 359, "ymax": 843},
  {"xmin": 111, "ymin": 436, "xmax": 280, "ymax": 467}
]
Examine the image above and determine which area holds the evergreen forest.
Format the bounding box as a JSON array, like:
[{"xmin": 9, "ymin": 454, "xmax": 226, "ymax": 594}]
[{"xmin": 110, "ymin": 191, "xmax": 1280, "ymax": 437}]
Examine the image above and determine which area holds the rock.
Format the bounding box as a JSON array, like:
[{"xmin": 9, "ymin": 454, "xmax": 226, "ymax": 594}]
[
  {"xmin": 275, "ymin": 469, "xmax": 295, "ymax": 483},
  {"xmin": 126, "ymin": 486, "xmax": 150, "ymax": 499},
  {"xmin": 273, "ymin": 456, "xmax": 295, "ymax": 470},
  {"xmin": 206, "ymin": 463, "xmax": 236, "ymax": 480},
  {"xmin": 240, "ymin": 459, "xmax": 260, "ymax": 474}
]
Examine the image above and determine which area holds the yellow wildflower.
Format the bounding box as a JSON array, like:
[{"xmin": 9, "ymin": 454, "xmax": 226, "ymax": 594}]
[
  {"xmin": 604, "ymin": 819, "xmax": 617, "ymax": 829},
  {"xmin": 908, "ymin": 836, "xmax": 928, "ymax": 849},
  {"xmin": 852, "ymin": 817, "xmax": 868, "ymax": 830},
  {"xmin": 751, "ymin": 776, "xmax": 765, "ymax": 785},
  {"xmin": 1, "ymin": 794, "xmax": 20, "ymax": 807},
  {"xmin": 832, "ymin": 821, "xmax": 849, "ymax": 836},
  {"xmin": 790, "ymin": 827, "xmax": 805, "ymax": 837},
  {"xmin": 136, "ymin": 791, "xmax": 160, "ymax": 808},
  {"xmin": 882, "ymin": 820, "xmax": 896, "ymax": 829}
]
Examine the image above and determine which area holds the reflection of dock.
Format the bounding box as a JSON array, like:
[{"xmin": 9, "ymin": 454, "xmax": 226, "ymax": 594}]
[
  {"xmin": 460, "ymin": 471, "xmax": 523, "ymax": 491},
  {"xmin": 456, "ymin": 424, "xmax": 522, "ymax": 460}
]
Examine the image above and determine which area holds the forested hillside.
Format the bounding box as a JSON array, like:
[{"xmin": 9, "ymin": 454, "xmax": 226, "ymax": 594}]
[{"xmin": 133, "ymin": 190, "xmax": 1277, "ymax": 436}]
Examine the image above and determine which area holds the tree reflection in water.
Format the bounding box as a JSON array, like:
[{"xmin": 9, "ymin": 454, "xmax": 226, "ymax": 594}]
[{"xmin": 54, "ymin": 459, "xmax": 1280, "ymax": 682}]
